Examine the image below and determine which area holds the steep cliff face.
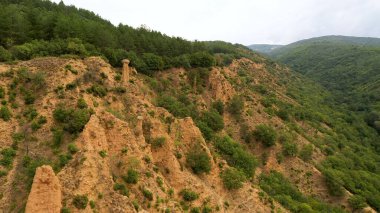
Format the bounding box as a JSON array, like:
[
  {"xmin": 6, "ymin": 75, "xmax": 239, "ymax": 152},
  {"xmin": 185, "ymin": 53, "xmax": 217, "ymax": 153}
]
[{"xmin": 0, "ymin": 56, "xmax": 356, "ymax": 212}]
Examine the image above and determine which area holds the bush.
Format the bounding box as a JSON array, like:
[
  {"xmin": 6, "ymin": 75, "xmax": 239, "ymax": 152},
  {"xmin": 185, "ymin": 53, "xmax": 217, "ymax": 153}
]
[
  {"xmin": 77, "ymin": 98, "xmax": 88, "ymax": 109},
  {"xmin": 52, "ymin": 128, "xmax": 64, "ymax": 147},
  {"xmin": 0, "ymin": 87, "xmax": 5, "ymax": 99},
  {"xmin": 199, "ymin": 109, "xmax": 224, "ymax": 132},
  {"xmin": 299, "ymin": 144, "xmax": 313, "ymax": 162},
  {"xmin": 190, "ymin": 52, "xmax": 215, "ymax": 68},
  {"xmin": 151, "ymin": 137, "xmax": 166, "ymax": 148},
  {"xmin": 323, "ymin": 169, "xmax": 344, "ymax": 197},
  {"xmin": 53, "ymin": 106, "xmax": 92, "ymax": 134},
  {"xmin": 114, "ymin": 183, "xmax": 129, "ymax": 196},
  {"xmin": 282, "ymin": 142, "xmax": 298, "ymax": 157},
  {"xmin": 213, "ymin": 135, "xmax": 258, "ymax": 177},
  {"xmin": 253, "ymin": 124, "xmax": 277, "ymax": 147},
  {"xmin": 0, "ymin": 106, "xmax": 11, "ymax": 121},
  {"xmin": 87, "ymin": 84, "xmax": 107, "ymax": 97},
  {"xmin": 72, "ymin": 195, "xmax": 88, "ymax": 209},
  {"xmin": 123, "ymin": 169, "xmax": 139, "ymax": 184},
  {"xmin": 186, "ymin": 144, "xmax": 211, "ymax": 174},
  {"xmin": 0, "ymin": 147, "xmax": 16, "ymax": 168},
  {"xmin": 142, "ymin": 188, "xmax": 153, "ymax": 201},
  {"xmin": 68, "ymin": 143, "xmax": 79, "ymax": 154},
  {"xmin": 156, "ymin": 95, "xmax": 192, "ymax": 118},
  {"xmin": 212, "ymin": 100, "xmax": 224, "ymax": 115},
  {"xmin": 181, "ymin": 189, "xmax": 199, "ymax": 201},
  {"xmin": 227, "ymin": 95, "xmax": 244, "ymax": 117},
  {"xmin": 348, "ymin": 195, "xmax": 367, "ymax": 210},
  {"xmin": 220, "ymin": 168, "xmax": 246, "ymax": 190},
  {"xmin": 195, "ymin": 120, "xmax": 214, "ymax": 141}
]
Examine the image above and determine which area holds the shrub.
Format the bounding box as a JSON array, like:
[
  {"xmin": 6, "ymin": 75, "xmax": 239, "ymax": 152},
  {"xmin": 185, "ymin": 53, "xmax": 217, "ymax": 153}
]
[
  {"xmin": 68, "ymin": 143, "xmax": 79, "ymax": 154},
  {"xmin": 0, "ymin": 106, "xmax": 11, "ymax": 121},
  {"xmin": 142, "ymin": 188, "xmax": 153, "ymax": 201},
  {"xmin": 186, "ymin": 144, "xmax": 211, "ymax": 174},
  {"xmin": 87, "ymin": 84, "xmax": 107, "ymax": 97},
  {"xmin": 89, "ymin": 200, "xmax": 96, "ymax": 209},
  {"xmin": 212, "ymin": 100, "xmax": 224, "ymax": 115},
  {"xmin": 181, "ymin": 189, "xmax": 199, "ymax": 201},
  {"xmin": 282, "ymin": 142, "xmax": 298, "ymax": 157},
  {"xmin": 53, "ymin": 106, "xmax": 92, "ymax": 134},
  {"xmin": 213, "ymin": 135, "xmax": 258, "ymax": 177},
  {"xmin": 299, "ymin": 144, "xmax": 313, "ymax": 162},
  {"xmin": 253, "ymin": 124, "xmax": 277, "ymax": 147},
  {"xmin": 190, "ymin": 52, "xmax": 215, "ymax": 68},
  {"xmin": 77, "ymin": 98, "xmax": 88, "ymax": 109},
  {"xmin": 52, "ymin": 128, "xmax": 64, "ymax": 147},
  {"xmin": 72, "ymin": 195, "xmax": 88, "ymax": 209},
  {"xmin": 227, "ymin": 95, "xmax": 244, "ymax": 117},
  {"xmin": 200, "ymin": 109, "xmax": 224, "ymax": 132},
  {"xmin": 0, "ymin": 87, "xmax": 5, "ymax": 99},
  {"xmin": 220, "ymin": 168, "xmax": 246, "ymax": 190},
  {"xmin": 195, "ymin": 120, "xmax": 214, "ymax": 141},
  {"xmin": 98, "ymin": 150, "xmax": 107, "ymax": 158},
  {"xmin": 114, "ymin": 183, "xmax": 129, "ymax": 196},
  {"xmin": 323, "ymin": 169, "xmax": 344, "ymax": 197},
  {"xmin": 190, "ymin": 207, "xmax": 201, "ymax": 213},
  {"xmin": 123, "ymin": 169, "xmax": 139, "ymax": 184},
  {"xmin": 151, "ymin": 137, "xmax": 166, "ymax": 148},
  {"xmin": 348, "ymin": 195, "xmax": 367, "ymax": 210},
  {"xmin": 0, "ymin": 147, "xmax": 16, "ymax": 168}
]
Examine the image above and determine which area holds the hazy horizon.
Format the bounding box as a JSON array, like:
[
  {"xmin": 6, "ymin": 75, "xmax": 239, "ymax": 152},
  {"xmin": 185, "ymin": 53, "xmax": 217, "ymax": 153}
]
[{"xmin": 51, "ymin": 0, "xmax": 380, "ymax": 45}]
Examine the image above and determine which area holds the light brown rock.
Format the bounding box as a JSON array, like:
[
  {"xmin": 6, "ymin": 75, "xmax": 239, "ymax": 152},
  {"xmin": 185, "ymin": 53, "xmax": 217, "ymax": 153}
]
[
  {"xmin": 122, "ymin": 59, "xmax": 130, "ymax": 84},
  {"xmin": 25, "ymin": 165, "xmax": 62, "ymax": 213}
]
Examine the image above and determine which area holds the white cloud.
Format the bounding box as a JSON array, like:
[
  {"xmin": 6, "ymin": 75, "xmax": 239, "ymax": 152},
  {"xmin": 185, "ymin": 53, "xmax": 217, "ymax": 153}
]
[{"xmin": 51, "ymin": 0, "xmax": 380, "ymax": 45}]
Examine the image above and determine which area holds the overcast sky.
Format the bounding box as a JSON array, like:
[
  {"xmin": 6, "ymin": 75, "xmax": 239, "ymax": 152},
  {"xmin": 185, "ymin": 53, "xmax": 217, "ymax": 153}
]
[{"xmin": 51, "ymin": 0, "xmax": 380, "ymax": 45}]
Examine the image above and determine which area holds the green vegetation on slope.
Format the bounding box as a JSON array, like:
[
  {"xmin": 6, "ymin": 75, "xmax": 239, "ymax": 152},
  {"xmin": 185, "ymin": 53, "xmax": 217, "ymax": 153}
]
[
  {"xmin": 0, "ymin": 0, "xmax": 259, "ymax": 74},
  {"xmin": 270, "ymin": 36, "xmax": 380, "ymax": 134}
]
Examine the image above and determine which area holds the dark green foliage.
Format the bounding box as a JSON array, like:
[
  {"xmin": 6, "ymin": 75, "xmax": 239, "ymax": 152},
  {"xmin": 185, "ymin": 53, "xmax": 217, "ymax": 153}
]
[
  {"xmin": 114, "ymin": 183, "xmax": 129, "ymax": 196},
  {"xmin": 77, "ymin": 98, "xmax": 88, "ymax": 109},
  {"xmin": 299, "ymin": 144, "xmax": 313, "ymax": 162},
  {"xmin": 213, "ymin": 135, "xmax": 258, "ymax": 177},
  {"xmin": 180, "ymin": 189, "xmax": 199, "ymax": 201},
  {"xmin": 53, "ymin": 106, "xmax": 92, "ymax": 134},
  {"xmin": 322, "ymin": 169, "xmax": 344, "ymax": 197},
  {"xmin": 142, "ymin": 188, "xmax": 153, "ymax": 201},
  {"xmin": 186, "ymin": 144, "xmax": 212, "ymax": 174},
  {"xmin": 151, "ymin": 137, "xmax": 166, "ymax": 148},
  {"xmin": 72, "ymin": 195, "xmax": 88, "ymax": 209},
  {"xmin": 220, "ymin": 168, "xmax": 246, "ymax": 190},
  {"xmin": 0, "ymin": 106, "xmax": 11, "ymax": 121},
  {"xmin": 87, "ymin": 84, "xmax": 107, "ymax": 97},
  {"xmin": 98, "ymin": 150, "xmax": 107, "ymax": 158},
  {"xmin": 190, "ymin": 52, "xmax": 215, "ymax": 68},
  {"xmin": 139, "ymin": 53, "xmax": 164, "ymax": 75},
  {"xmin": 195, "ymin": 120, "xmax": 213, "ymax": 141},
  {"xmin": 190, "ymin": 207, "xmax": 201, "ymax": 213},
  {"xmin": 89, "ymin": 200, "xmax": 96, "ymax": 209},
  {"xmin": 199, "ymin": 109, "xmax": 224, "ymax": 132},
  {"xmin": 52, "ymin": 128, "xmax": 64, "ymax": 147},
  {"xmin": 0, "ymin": 86, "xmax": 4, "ymax": 99},
  {"xmin": 253, "ymin": 124, "xmax": 277, "ymax": 147},
  {"xmin": 227, "ymin": 95, "xmax": 244, "ymax": 117},
  {"xmin": 67, "ymin": 143, "xmax": 79, "ymax": 154},
  {"xmin": 123, "ymin": 169, "xmax": 139, "ymax": 184},
  {"xmin": 282, "ymin": 142, "xmax": 298, "ymax": 157},
  {"xmin": 348, "ymin": 195, "xmax": 367, "ymax": 210},
  {"xmin": 259, "ymin": 170, "xmax": 344, "ymax": 213},
  {"xmin": 156, "ymin": 95, "xmax": 192, "ymax": 118},
  {"xmin": 113, "ymin": 86, "xmax": 126, "ymax": 94},
  {"xmin": 212, "ymin": 100, "xmax": 224, "ymax": 115},
  {"xmin": 0, "ymin": 147, "xmax": 16, "ymax": 168}
]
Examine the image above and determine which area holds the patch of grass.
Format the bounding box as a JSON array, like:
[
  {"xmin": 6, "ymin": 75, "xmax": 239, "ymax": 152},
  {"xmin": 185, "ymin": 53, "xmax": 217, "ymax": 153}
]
[
  {"xmin": 122, "ymin": 169, "xmax": 139, "ymax": 184},
  {"xmin": 220, "ymin": 168, "xmax": 246, "ymax": 190},
  {"xmin": 151, "ymin": 137, "xmax": 166, "ymax": 149},
  {"xmin": 180, "ymin": 189, "xmax": 199, "ymax": 202}
]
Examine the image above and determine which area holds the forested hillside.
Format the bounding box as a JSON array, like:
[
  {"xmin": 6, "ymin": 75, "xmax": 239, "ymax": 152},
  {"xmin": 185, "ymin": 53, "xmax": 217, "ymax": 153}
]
[
  {"xmin": 269, "ymin": 36, "xmax": 380, "ymax": 134},
  {"xmin": 0, "ymin": 0, "xmax": 256, "ymax": 73}
]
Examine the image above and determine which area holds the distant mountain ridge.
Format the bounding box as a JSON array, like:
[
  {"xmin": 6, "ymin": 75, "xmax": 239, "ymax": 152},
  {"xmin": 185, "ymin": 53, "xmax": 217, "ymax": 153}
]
[{"xmin": 247, "ymin": 44, "xmax": 283, "ymax": 54}]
